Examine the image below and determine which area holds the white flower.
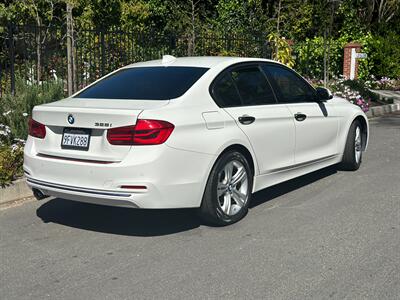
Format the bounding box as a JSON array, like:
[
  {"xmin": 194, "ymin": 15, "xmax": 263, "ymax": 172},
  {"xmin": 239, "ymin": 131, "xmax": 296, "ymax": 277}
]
[
  {"xmin": 2, "ymin": 110, "xmax": 12, "ymax": 116},
  {"xmin": 0, "ymin": 124, "xmax": 11, "ymax": 135},
  {"xmin": 13, "ymin": 138, "xmax": 26, "ymax": 144},
  {"xmin": 22, "ymin": 113, "xmax": 28, "ymax": 117}
]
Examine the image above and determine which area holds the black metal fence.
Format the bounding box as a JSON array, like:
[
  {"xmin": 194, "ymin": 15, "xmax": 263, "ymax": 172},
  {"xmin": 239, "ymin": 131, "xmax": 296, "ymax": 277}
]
[{"xmin": 0, "ymin": 23, "xmax": 272, "ymax": 96}]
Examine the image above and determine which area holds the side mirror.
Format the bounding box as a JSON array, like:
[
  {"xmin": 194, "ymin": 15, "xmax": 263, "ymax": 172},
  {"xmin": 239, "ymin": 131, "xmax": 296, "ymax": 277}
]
[{"xmin": 315, "ymin": 87, "xmax": 333, "ymax": 101}]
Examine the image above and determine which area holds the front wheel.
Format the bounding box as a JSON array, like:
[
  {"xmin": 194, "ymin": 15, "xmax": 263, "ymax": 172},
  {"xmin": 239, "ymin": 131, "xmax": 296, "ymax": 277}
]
[
  {"xmin": 199, "ymin": 150, "xmax": 253, "ymax": 226},
  {"xmin": 339, "ymin": 120, "xmax": 363, "ymax": 171}
]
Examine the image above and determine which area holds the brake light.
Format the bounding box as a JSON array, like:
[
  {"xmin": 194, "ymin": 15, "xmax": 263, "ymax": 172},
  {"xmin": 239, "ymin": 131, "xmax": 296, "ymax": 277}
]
[
  {"xmin": 28, "ymin": 118, "xmax": 46, "ymax": 139},
  {"xmin": 107, "ymin": 119, "xmax": 174, "ymax": 145},
  {"xmin": 134, "ymin": 119, "xmax": 174, "ymax": 145},
  {"xmin": 106, "ymin": 125, "xmax": 135, "ymax": 145}
]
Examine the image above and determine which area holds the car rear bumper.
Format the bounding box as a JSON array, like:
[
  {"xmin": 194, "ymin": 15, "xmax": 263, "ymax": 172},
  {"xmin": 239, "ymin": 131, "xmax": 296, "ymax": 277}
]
[
  {"xmin": 26, "ymin": 177, "xmax": 141, "ymax": 208},
  {"xmin": 24, "ymin": 139, "xmax": 215, "ymax": 209}
]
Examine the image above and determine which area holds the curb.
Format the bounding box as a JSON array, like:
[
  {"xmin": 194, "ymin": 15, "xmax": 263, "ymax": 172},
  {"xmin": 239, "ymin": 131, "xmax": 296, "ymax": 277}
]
[
  {"xmin": 0, "ymin": 178, "xmax": 33, "ymax": 207},
  {"xmin": 370, "ymin": 89, "xmax": 400, "ymax": 104},
  {"xmin": 366, "ymin": 102, "xmax": 400, "ymax": 118}
]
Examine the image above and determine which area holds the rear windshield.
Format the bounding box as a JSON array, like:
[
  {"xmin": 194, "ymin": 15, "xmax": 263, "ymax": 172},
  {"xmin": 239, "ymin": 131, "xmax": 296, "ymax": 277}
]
[{"xmin": 75, "ymin": 66, "xmax": 209, "ymax": 100}]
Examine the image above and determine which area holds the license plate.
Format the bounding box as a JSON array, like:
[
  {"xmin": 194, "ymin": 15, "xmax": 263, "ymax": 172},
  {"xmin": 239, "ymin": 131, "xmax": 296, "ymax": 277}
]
[{"xmin": 61, "ymin": 128, "xmax": 91, "ymax": 151}]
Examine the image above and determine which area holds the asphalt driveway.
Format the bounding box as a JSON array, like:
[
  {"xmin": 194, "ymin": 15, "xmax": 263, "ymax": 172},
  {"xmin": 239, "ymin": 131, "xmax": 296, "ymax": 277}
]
[{"xmin": 1, "ymin": 113, "xmax": 399, "ymax": 299}]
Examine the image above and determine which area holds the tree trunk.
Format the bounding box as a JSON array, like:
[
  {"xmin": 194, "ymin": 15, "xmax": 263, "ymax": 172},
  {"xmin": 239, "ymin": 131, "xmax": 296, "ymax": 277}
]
[
  {"xmin": 71, "ymin": 10, "xmax": 77, "ymax": 93},
  {"xmin": 191, "ymin": 0, "xmax": 196, "ymax": 56},
  {"xmin": 326, "ymin": 2, "xmax": 335, "ymax": 84},
  {"xmin": 323, "ymin": 26, "xmax": 327, "ymax": 86},
  {"xmin": 187, "ymin": 0, "xmax": 196, "ymax": 56},
  {"xmin": 66, "ymin": 2, "xmax": 73, "ymax": 96},
  {"xmin": 36, "ymin": 20, "xmax": 42, "ymax": 83},
  {"xmin": 275, "ymin": 0, "xmax": 282, "ymax": 59}
]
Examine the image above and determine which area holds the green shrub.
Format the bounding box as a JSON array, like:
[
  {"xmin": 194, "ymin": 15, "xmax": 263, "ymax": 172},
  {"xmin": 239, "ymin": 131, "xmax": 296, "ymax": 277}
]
[
  {"xmin": 0, "ymin": 145, "xmax": 24, "ymax": 187},
  {"xmin": 367, "ymin": 32, "xmax": 400, "ymax": 79},
  {"xmin": 293, "ymin": 31, "xmax": 400, "ymax": 81},
  {"xmin": 267, "ymin": 33, "xmax": 295, "ymax": 68},
  {"xmin": 0, "ymin": 78, "xmax": 64, "ymax": 140},
  {"xmin": 0, "ymin": 78, "xmax": 63, "ymax": 185},
  {"xmin": 0, "ymin": 123, "xmax": 24, "ymax": 186},
  {"xmin": 293, "ymin": 36, "xmax": 345, "ymax": 79}
]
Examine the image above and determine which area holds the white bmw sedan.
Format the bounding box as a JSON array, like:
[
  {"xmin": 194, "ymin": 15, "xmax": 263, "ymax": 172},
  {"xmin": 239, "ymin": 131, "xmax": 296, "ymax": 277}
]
[{"xmin": 24, "ymin": 56, "xmax": 368, "ymax": 225}]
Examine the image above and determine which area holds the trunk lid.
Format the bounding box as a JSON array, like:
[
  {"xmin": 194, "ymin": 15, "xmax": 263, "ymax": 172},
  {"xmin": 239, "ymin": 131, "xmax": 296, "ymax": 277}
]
[{"xmin": 32, "ymin": 98, "xmax": 169, "ymax": 162}]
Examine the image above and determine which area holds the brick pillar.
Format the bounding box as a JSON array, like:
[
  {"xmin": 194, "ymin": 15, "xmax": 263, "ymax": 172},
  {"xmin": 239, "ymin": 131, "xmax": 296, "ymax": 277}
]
[{"xmin": 343, "ymin": 42, "xmax": 361, "ymax": 80}]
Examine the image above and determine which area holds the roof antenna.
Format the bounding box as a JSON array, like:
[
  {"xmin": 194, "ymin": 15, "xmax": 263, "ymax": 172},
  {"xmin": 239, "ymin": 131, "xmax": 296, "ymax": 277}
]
[{"xmin": 162, "ymin": 55, "xmax": 176, "ymax": 65}]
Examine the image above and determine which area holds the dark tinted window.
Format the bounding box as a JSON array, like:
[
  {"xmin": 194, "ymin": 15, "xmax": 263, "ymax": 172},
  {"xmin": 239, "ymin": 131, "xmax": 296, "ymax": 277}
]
[
  {"xmin": 231, "ymin": 67, "xmax": 276, "ymax": 106},
  {"xmin": 212, "ymin": 73, "xmax": 242, "ymax": 107},
  {"xmin": 75, "ymin": 67, "xmax": 208, "ymax": 100},
  {"xmin": 262, "ymin": 65, "xmax": 315, "ymax": 103}
]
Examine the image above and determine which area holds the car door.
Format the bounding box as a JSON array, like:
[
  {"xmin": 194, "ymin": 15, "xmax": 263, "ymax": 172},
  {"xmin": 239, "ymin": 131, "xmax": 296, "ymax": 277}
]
[
  {"xmin": 261, "ymin": 63, "xmax": 339, "ymax": 165},
  {"xmin": 211, "ymin": 64, "xmax": 295, "ymax": 175}
]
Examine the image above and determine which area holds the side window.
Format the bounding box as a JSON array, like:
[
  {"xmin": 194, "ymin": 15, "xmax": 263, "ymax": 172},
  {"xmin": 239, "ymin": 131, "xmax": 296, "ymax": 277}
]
[
  {"xmin": 262, "ymin": 64, "xmax": 315, "ymax": 103},
  {"xmin": 212, "ymin": 72, "xmax": 242, "ymax": 107},
  {"xmin": 230, "ymin": 67, "xmax": 276, "ymax": 106}
]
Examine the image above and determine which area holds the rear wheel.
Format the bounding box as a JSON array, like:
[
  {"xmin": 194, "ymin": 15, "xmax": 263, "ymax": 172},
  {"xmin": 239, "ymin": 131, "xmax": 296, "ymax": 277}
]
[
  {"xmin": 199, "ymin": 150, "xmax": 253, "ymax": 226},
  {"xmin": 340, "ymin": 120, "xmax": 363, "ymax": 171}
]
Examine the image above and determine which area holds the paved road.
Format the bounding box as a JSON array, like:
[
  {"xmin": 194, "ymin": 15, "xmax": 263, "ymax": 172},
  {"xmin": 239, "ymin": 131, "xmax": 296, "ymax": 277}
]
[{"xmin": 1, "ymin": 114, "xmax": 399, "ymax": 299}]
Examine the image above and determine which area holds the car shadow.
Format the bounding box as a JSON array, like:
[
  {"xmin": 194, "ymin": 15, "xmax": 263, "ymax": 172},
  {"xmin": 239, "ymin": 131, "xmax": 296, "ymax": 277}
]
[
  {"xmin": 36, "ymin": 166, "xmax": 338, "ymax": 237},
  {"xmin": 36, "ymin": 199, "xmax": 201, "ymax": 237},
  {"xmin": 250, "ymin": 165, "xmax": 337, "ymax": 208}
]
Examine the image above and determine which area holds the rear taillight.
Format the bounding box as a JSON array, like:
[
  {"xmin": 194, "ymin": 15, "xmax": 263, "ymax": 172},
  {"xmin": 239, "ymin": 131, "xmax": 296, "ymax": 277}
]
[
  {"xmin": 107, "ymin": 119, "xmax": 174, "ymax": 146},
  {"xmin": 134, "ymin": 119, "xmax": 174, "ymax": 145},
  {"xmin": 106, "ymin": 125, "xmax": 136, "ymax": 145},
  {"xmin": 28, "ymin": 118, "xmax": 46, "ymax": 139}
]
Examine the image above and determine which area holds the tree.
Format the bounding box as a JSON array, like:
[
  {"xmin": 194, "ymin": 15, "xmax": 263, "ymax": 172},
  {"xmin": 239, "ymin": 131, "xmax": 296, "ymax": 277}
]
[
  {"xmin": 17, "ymin": 0, "xmax": 58, "ymax": 82},
  {"xmin": 120, "ymin": 0, "xmax": 151, "ymax": 31},
  {"xmin": 90, "ymin": 0, "xmax": 121, "ymax": 29},
  {"xmin": 170, "ymin": 0, "xmax": 211, "ymax": 55},
  {"xmin": 213, "ymin": 0, "xmax": 267, "ymax": 35}
]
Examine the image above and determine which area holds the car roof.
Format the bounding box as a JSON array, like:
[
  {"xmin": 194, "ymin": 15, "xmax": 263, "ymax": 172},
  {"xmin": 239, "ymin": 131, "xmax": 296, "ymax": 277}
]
[{"xmin": 124, "ymin": 56, "xmax": 278, "ymax": 69}]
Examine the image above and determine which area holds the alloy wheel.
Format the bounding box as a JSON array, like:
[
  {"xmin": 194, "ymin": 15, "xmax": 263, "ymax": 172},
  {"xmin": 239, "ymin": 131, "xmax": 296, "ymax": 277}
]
[
  {"xmin": 354, "ymin": 126, "xmax": 362, "ymax": 164},
  {"xmin": 216, "ymin": 160, "xmax": 249, "ymax": 216}
]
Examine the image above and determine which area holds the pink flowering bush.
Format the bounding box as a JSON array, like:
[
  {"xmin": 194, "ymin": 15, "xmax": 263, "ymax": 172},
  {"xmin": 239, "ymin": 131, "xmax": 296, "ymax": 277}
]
[
  {"xmin": 306, "ymin": 73, "xmax": 400, "ymax": 112},
  {"xmin": 307, "ymin": 76, "xmax": 370, "ymax": 112},
  {"xmin": 354, "ymin": 96, "xmax": 370, "ymax": 113},
  {"xmin": 364, "ymin": 75, "xmax": 400, "ymax": 91}
]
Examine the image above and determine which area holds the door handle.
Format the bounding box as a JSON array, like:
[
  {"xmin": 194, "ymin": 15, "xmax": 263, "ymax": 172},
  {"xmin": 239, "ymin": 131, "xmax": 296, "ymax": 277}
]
[
  {"xmin": 238, "ymin": 115, "xmax": 256, "ymax": 125},
  {"xmin": 294, "ymin": 113, "xmax": 307, "ymax": 122}
]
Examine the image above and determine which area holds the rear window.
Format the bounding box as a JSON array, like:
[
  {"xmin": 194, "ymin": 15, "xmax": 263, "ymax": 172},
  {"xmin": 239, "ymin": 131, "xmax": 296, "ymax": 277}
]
[{"xmin": 75, "ymin": 66, "xmax": 209, "ymax": 100}]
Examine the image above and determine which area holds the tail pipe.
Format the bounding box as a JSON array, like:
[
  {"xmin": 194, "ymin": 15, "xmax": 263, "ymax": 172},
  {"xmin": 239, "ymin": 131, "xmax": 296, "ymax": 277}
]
[{"xmin": 32, "ymin": 188, "xmax": 48, "ymax": 200}]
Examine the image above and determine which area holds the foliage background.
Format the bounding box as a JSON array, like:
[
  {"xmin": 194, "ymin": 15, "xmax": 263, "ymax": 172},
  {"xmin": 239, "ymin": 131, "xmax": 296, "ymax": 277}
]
[{"xmin": 1, "ymin": 0, "xmax": 399, "ymax": 80}]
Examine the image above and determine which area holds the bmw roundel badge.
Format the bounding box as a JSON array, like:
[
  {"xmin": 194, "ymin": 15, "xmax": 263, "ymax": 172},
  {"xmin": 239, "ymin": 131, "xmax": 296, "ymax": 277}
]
[{"xmin": 67, "ymin": 114, "xmax": 75, "ymax": 125}]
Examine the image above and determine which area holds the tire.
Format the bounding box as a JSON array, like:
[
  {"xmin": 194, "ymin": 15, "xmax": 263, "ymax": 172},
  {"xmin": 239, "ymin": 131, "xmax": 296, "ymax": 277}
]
[
  {"xmin": 339, "ymin": 120, "xmax": 363, "ymax": 171},
  {"xmin": 199, "ymin": 150, "xmax": 253, "ymax": 226}
]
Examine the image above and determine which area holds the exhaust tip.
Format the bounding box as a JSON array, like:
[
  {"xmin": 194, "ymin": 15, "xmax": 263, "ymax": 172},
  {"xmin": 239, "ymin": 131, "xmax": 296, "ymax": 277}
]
[{"xmin": 32, "ymin": 188, "xmax": 48, "ymax": 200}]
